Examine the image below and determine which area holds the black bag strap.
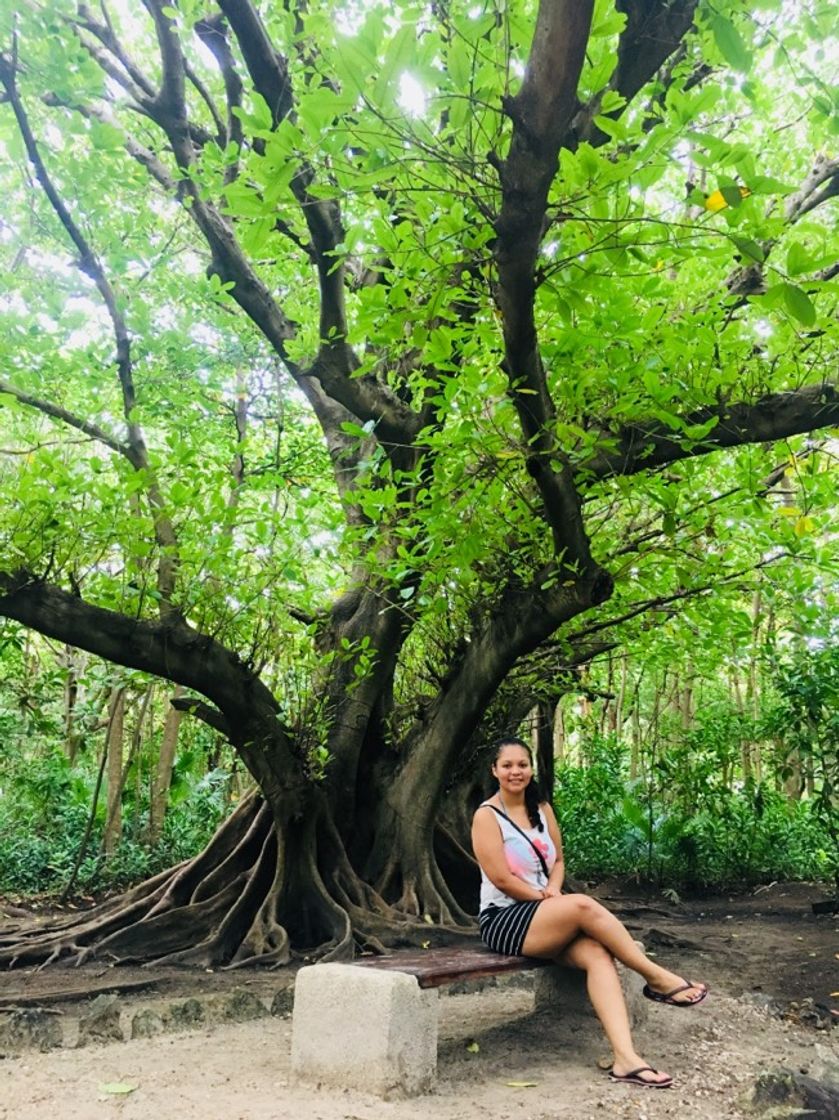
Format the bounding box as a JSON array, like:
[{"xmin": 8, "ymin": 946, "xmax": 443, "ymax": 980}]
[{"xmin": 485, "ymin": 804, "xmax": 549, "ymax": 879}]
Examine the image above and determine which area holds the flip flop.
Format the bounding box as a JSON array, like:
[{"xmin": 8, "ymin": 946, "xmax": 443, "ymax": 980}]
[
  {"xmin": 642, "ymin": 980, "xmax": 708, "ymax": 1007},
  {"xmin": 609, "ymin": 1066, "xmax": 673, "ymax": 1089}
]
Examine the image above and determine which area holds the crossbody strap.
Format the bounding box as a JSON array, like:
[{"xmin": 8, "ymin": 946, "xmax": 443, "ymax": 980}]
[{"xmin": 485, "ymin": 804, "xmax": 549, "ymax": 879}]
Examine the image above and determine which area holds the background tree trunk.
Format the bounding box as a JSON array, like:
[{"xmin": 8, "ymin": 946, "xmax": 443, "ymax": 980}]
[
  {"xmin": 148, "ymin": 686, "xmax": 184, "ymax": 846},
  {"xmin": 533, "ymin": 700, "xmax": 555, "ymax": 801},
  {"xmin": 103, "ymin": 687, "xmax": 126, "ymax": 858}
]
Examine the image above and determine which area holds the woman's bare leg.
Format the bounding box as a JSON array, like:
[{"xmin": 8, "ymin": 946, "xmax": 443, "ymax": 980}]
[
  {"xmin": 523, "ymin": 894, "xmax": 705, "ymax": 1002},
  {"xmin": 560, "ymin": 936, "xmax": 671, "ymax": 1086}
]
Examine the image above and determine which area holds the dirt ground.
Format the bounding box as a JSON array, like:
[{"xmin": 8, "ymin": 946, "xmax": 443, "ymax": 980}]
[{"xmin": 1, "ymin": 881, "xmax": 837, "ymax": 1120}]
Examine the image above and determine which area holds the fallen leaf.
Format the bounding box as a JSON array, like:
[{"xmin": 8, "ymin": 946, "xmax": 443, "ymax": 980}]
[
  {"xmin": 99, "ymin": 1083, "xmax": 138, "ymax": 1096},
  {"xmin": 830, "ymin": 991, "xmax": 839, "ymax": 997},
  {"xmin": 420, "ymin": 940, "xmax": 431, "ymax": 949},
  {"xmin": 466, "ymin": 1041, "xmax": 480, "ymax": 1053},
  {"xmin": 505, "ymin": 1081, "xmax": 539, "ymax": 1088}
]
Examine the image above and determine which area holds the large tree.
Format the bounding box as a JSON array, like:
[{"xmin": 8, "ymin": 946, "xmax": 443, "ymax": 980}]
[{"xmin": 0, "ymin": 0, "xmax": 838, "ymax": 966}]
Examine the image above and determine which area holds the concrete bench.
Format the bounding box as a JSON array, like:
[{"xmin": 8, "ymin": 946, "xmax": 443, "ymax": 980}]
[{"xmin": 291, "ymin": 943, "xmax": 647, "ymax": 1097}]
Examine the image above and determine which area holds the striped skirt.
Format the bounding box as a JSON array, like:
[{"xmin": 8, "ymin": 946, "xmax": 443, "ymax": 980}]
[{"xmin": 479, "ymin": 900, "xmax": 542, "ymax": 956}]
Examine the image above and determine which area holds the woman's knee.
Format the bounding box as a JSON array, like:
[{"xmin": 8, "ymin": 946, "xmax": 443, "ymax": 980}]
[
  {"xmin": 566, "ymin": 935, "xmax": 614, "ymax": 971},
  {"xmin": 563, "ymin": 892, "xmax": 599, "ymax": 917}
]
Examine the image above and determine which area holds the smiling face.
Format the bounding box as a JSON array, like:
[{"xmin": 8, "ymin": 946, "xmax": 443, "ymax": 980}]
[{"xmin": 491, "ymin": 743, "xmax": 533, "ymax": 796}]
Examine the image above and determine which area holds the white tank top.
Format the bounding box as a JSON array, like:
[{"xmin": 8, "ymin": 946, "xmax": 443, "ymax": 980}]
[{"xmin": 478, "ymin": 803, "xmax": 556, "ymax": 912}]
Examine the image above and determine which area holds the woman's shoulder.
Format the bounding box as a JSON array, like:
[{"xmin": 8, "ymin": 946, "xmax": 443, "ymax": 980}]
[
  {"xmin": 472, "ymin": 798, "xmax": 501, "ymax": 824},
  {"xmin": 474, "ymin": 797, "xmax": 499, "ymax": 814}
]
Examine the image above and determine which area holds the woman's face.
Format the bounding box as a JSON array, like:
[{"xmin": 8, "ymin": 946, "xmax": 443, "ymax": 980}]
[{"xmin": 492, "ymin": 744, "xmax": 533, "ymax": 794}]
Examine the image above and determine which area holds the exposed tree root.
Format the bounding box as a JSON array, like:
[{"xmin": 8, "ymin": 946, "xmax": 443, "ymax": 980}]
[
  {"xmin": 374, "ymin": 843, "xmax": 476, "ymax": 929},
  {"xmin": 319, "ymin": 804, "xmax": 461, "ymax": 953},
  {"xmin": 0, "ymin": 795, "xmax": 271, "ymax": 969},
  {"xmin": 0, "ymin": 793, "xmax": 477, "ymax": 971}
]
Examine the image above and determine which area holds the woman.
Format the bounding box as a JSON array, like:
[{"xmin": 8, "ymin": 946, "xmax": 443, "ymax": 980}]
[{"xmin": 472, "ymin": 737, "xmax": 707, "ymax": 1089}]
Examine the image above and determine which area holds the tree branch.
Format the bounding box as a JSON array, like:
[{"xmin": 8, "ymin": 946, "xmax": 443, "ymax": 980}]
[
  {"xmin": 216, "ymin": 0, "xmax": 421, "ymax": 448},
  {"xmin": 725, "ymin": 154, "xmax": 839, "ymax": 305},
  {"xmin": 142, "ymin": 0, "xmax": 187, "ymax": 123},
  {"xmin": 572, "ymin": 0, "xmax": 699, "ymax": 148},
  {"xmin": 76, "ymin": 3, "xmax": 157, "ymax": 100},
  {"xmin": 0, "ymin": 45, "xmax": 179, "ymax": 603},
  {"xmin": 67, "ymin": 3, "xmax": 423, "ymax": 452},
  {"xmin": 785, "ymin": 154, "xmax": 839, "ymax": 222},
  {"xmin": 583, "ymin": 382, "xmax": 839, "ymax": 480},
  {"xmin": 492, "ymin": 1, "xmax": 600, "ymax": 572},
  {"xmin": 184, "ymin": 57, "xmax": 226, "ymax": 143},
  {"xmin": 170, "ymin": 695, "xmax": 231, "ymax": 737},
  {"xmin": 216, "ymin": 0, "xmax": 293, "ymax": 125},
  {"xmin": 0, "ymin": 569, "xmax": 309, "ymax": 815},
  {"xmin": 559, "ymin": 556, "xmax": 780, "ymax": 649},
  {"xmin": 0, "ymin": 570, "xmax": 257, "ymax": 715},
  {"xmin": 195, "ymin": 14, "xmax": 244, "ymax": 181},
  {"xmin": 0, "ymin": 379, "xmax": 128, "ymax": 457}
]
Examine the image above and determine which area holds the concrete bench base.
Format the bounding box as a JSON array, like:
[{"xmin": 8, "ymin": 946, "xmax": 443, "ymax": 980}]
[
  {"xmin": 291, "ymin": 963, "xmax": 438, "ymax": 1096},
  {"xmin": 291, "ymin": 948, "xmax": 647, "ymax": 1097}
]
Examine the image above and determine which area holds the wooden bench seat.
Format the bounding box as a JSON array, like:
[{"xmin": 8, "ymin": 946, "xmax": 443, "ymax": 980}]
[{"xmin": 351, "ymin": 943, "xmax": 550, "ymax": 988}]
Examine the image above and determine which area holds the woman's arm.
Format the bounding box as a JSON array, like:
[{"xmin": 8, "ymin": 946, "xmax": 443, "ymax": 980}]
[
  {"xmin": 541, "ymin": 802, "xmax": 565, "ymax": 897},
  {"xmin": 471, "ymin": 806, "xmax": 546, "ymax": 902}
]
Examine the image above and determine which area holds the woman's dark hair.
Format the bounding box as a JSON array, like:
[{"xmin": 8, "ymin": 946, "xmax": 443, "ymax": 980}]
[{"xmin": 491, "ymin": 736, "xmax": 544, "ymax": 832}]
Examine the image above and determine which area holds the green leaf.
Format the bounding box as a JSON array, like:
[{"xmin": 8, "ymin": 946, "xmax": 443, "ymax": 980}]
[
  {"xmin": 89, "ymin": 120, "xmax": 124, "ymax": 150},
  {"xmin": 446, "ymin": 38, "xmax": 470, "ymax": 88},
  {"xmin": 593, "ymin": 115, "xmax": 627, "ymax": 141},
  {"xmin": 731, "ymin": 236, "xmax": 764, "ymax": 263},
  {"xmin": 719, "ymin": 184, "xmax": 746, "ymax": 209},
  {"xmin": 748, "ymin": 175, "xmax": 795, "ymax": 195},
  {"xmin": 99, "ymin": 1083, "xmax": 138, "ymax": 1095},
  {"xmin": 786, "ymin": 242, "xmax": 812, "ymax": 276},
  {"xmin": 711, "ymin": 15, "xmax": 752, "ymax": 73},
  {"xmin": 781, "ymin": 283, "xmax": 816, "ymax": 326},
  {"xmin": 373, "ymin": 24, "xmax": 416, "ymax": 103}
]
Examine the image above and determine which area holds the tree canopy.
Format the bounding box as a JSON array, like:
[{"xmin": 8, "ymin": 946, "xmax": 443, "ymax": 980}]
[{"xmin": 0, "ymin": 0, "xmax": 837, "ymax": 966}]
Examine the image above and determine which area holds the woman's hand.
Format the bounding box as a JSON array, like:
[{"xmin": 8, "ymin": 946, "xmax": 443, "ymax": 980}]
[{"xmin": 541, "ymin": 884, "xmax": 562, "ymax": 899}]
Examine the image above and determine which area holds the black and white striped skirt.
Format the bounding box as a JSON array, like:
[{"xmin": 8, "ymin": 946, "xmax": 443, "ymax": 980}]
[{"xmin": 479, "ymin": 900, "xmax": 542, "ymax": 956}]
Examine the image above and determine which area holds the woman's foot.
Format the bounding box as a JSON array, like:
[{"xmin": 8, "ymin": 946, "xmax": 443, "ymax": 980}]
[
  {"xmin": 643, "ymin": 967, "xmax": 707, "ymax": 1006},
  {"xmin": 610, "ymin": 1066, "xmax": 673, "ymax": 1088},
  {"xmin": 610, "ymin": 1052, "xmax": 673, "ymax": 1088}
]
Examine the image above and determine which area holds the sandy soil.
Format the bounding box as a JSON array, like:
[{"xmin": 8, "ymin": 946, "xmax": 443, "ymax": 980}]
[{"xmin": 1, "ymin": 882, "xmax": 837, "ymax": 1120}]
